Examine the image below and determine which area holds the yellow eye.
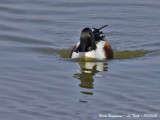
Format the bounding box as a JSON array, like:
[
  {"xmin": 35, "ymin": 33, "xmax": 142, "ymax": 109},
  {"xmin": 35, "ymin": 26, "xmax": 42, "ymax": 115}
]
[{"xmin": 88, "ymin": 34, "xmax": 90, "ymax": 37}]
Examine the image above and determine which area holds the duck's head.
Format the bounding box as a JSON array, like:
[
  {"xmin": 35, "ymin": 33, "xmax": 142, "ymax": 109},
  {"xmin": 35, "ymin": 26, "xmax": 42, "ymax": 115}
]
[{"xmin": 75, "ymin": 27, "xmax": 97, "ymax": 53}]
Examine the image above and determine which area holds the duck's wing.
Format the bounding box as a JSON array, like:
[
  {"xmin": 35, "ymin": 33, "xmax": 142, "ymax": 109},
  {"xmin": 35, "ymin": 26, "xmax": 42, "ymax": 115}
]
[{"xmin": 103, "ymin": 40, "xmax": 114, "ymax": 59}]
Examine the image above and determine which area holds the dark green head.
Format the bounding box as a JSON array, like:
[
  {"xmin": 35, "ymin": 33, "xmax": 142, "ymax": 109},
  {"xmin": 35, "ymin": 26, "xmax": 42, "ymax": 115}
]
[{"xmin": 75, "ymin": 27, "xmax": 97, "ymax": 53}]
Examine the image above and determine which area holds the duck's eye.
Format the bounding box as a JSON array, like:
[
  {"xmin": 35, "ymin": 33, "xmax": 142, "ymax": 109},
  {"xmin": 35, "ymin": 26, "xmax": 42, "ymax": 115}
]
[{"xmin": 88, "ymin": 34, "xmax": 90, "ymax": 38}]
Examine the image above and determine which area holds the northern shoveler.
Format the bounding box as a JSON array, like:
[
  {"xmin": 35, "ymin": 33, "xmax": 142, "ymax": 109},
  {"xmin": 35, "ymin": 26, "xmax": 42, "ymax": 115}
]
[{"xmin": 70, "ymin": 25, "xmax": 113, "ymax": 60}]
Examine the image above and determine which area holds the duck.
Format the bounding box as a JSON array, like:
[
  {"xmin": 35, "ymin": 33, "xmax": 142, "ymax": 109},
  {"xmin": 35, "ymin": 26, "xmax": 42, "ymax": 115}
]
[{"xmin": 70, "ymin": 25, "xmax": 114, "ymax": 60}]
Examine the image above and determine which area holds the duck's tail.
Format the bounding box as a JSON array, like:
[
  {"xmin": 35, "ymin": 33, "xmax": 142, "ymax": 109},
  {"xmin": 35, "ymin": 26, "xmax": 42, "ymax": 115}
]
[
  {"xmin": 92, "ymin": 25, "xmax": 108, "ymax": 31},
  {"xmin": 92, "ymin": 25, "xmax": 108, "ymax": 42}
]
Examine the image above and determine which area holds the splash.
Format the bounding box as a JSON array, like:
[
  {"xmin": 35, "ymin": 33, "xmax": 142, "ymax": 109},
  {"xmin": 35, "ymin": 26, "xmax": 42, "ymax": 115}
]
[
  {"xmin": 54, "ymin": 48, "xmax": 150, "ymax": 60},
  {"xmin": 114, "ymin": 50, "xmax": 150, "ymax": 60},
  {"xmin": 31, "ymin": 47, "xmax": 151, "ymax": 60}
]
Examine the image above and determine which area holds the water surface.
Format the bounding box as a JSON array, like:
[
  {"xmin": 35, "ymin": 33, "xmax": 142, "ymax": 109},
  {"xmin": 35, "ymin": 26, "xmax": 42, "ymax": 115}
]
[{"xmin": 0, "ymin": 0, "xmax": 160, "ymax": 120}]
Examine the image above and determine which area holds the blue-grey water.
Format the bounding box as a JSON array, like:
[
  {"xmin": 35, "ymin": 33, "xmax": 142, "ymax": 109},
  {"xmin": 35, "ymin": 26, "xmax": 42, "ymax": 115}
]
[{"xmin": 0, "ymin": 0, "xmax": 160, "ymax": 120}]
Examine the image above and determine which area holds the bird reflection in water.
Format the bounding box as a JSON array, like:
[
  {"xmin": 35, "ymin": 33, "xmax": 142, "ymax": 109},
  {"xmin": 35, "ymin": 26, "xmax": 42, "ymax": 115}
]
[{"xmin": 73, "ymin": 61, "xmax": 108, "ymax": 95}]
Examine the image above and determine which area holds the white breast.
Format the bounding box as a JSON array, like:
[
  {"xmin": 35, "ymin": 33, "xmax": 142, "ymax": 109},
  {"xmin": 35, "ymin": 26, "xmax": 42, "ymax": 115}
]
[{"xmin": 71, "ymin": 41, "xmax": 106, "ymax": 60}]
